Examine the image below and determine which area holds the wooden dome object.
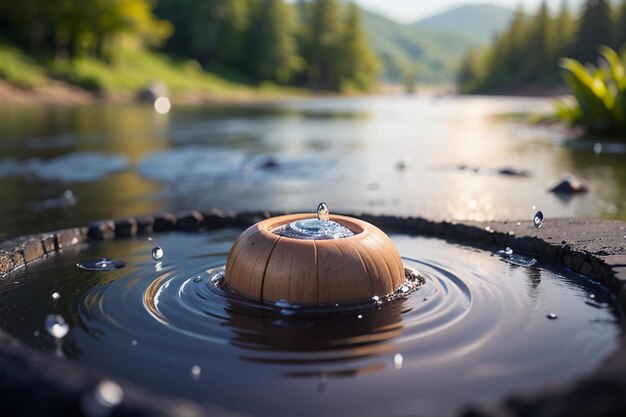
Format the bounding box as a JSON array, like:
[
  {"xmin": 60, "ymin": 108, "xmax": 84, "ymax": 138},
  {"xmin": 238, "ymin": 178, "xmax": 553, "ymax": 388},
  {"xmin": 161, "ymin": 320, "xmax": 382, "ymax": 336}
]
[{"xmin": 225, "ymin": 213, "xmax": 405, "ymax": 305}]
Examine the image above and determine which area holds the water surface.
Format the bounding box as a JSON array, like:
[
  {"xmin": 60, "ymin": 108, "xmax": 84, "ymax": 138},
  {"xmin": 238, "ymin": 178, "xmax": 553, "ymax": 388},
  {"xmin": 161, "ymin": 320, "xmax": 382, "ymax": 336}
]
[
  {"xmin": 0, "ymin": 95, "xmax": 625, "ymax": 239},
  {"xmin": 0, "ymin": 231, "xmax": 620, "ymax": 417}
]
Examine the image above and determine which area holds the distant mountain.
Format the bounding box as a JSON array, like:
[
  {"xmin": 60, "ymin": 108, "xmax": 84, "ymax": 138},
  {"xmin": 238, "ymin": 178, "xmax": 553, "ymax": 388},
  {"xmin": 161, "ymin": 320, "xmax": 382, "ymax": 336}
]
[
  {"xmin": 362, "ymin": 9, "xmax": 481, "ymax": 84},
  {"xmin": 414, "ymin": 4, "xmax": 515, "ymax": 44}
]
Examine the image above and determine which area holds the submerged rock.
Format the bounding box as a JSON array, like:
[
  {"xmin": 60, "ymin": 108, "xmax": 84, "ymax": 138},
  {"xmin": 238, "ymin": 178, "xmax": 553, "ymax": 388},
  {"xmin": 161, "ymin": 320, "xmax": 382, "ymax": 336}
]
[
  {"xmin": 549, "ymin": 175, "xmax": 589, "ymax": 195},
  {"xmin": 136, "ymin": 81, "xmax": 169, "ymax": 103}
]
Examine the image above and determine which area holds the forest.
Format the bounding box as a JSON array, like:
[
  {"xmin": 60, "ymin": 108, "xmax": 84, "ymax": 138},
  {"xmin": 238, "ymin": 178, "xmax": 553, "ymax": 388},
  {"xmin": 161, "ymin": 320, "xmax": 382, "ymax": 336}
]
[
  {"xmin": 458, "ymin": 0, "xmax": 626, "ymax": 94},
  {"xmin": 0, "ymin": 0, "xmax": 380, "ymax": 93}
]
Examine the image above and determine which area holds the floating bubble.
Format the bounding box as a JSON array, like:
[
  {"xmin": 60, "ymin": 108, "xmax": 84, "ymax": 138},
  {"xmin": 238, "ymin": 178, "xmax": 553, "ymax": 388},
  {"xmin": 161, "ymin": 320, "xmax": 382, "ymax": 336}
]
[
  {"xmin": 394, "ymin": 353, "xmax": 404, "ymax": 370},
  {"xmin": 317, "ymin": 202, "xmax": 330, "ymax": 222},
  {"xmin": 52, "ymin": 292, "xmax": 61, "ymax": 300},
  {"xmin": 533, "ymin": 211, "xmax": 544, "ymax": 229},
  {"xmin": 190, "ymin": 365, "xmax": 201, "ymax": 380},
  {"xmin": 77, "ymin": 259, "xmax": 126, "ymax": 271},
  {"xmin": 151, "ymin": 246, "xmax": 164, "ymax": 261},
  {"xmin": 45, "ymin": 314, "xmax": 69, "ymax": 339}
]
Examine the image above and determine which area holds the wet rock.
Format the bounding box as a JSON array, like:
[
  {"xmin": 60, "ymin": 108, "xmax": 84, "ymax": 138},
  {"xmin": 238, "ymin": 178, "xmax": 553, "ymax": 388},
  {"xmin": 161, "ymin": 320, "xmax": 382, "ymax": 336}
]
[
  {"xmin": 88, "ymin": 220, "xmax": 115, "ymax": 240},
  {"xmin": 135, "ymin": 216, "xmax": 155, "ymax": 234},
  {"xmin": 114, "ymin": 218, "xmax": 138, "ymax": 237},
  {"xmin": 55, "ymin": 228, "xmax": 86, "ymax": 249},
  {"xmin": 153, "ymin": 212, "xmax": 177, "ymax": 231},
  {"xmin": 136, "ymin": 81, "xmax": 169, "ymax": 103},
  {"xmin": 549, "ymin": 175, "xmax": 589, "ymax": 194},
  {"xmin": 177, "ymin": 210, "xmax": 204, "ymax": 231},
  {"xmin": 0, "ymin": 252, "xmax": 14, "ymax": 276},
  {"xmin": 497, "ymin": 167, "xmax": 531, "ymax": 177},
  {"xmin": 20, "ymin": 238, "xmax": 45, "ymax": 263},
  {"xmin": 41, "ymin": 235, "xmax": 56, "ymax": 254}
]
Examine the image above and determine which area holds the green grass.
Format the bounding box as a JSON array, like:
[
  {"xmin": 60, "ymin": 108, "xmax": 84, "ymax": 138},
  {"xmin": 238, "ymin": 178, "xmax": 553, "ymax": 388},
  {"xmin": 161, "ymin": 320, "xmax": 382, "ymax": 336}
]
[
  {"xmin": 0, "ymin": 43, "xmax": 47, "ymax": 88},
  {"xmin": 0, "ymin": 40, "xmax": 302, "ymax": 99}
]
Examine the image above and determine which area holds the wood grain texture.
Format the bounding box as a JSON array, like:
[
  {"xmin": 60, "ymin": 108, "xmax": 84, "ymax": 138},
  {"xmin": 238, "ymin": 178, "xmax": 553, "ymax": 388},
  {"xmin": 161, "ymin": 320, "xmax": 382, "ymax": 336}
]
[{"xmin": 224, "ymin": 214, "xmax": 404, "ymax": 305}]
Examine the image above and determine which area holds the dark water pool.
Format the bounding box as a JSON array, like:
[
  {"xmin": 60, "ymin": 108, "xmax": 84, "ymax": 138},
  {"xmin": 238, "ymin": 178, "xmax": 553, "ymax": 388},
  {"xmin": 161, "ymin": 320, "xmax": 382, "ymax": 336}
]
[
  {"xmin": 0, "ymin": 230, "xmax": 621, "ymax": 417},
  {"xmin": 1, "ymin": 96, "xmax": 626, "ymax": 240}
]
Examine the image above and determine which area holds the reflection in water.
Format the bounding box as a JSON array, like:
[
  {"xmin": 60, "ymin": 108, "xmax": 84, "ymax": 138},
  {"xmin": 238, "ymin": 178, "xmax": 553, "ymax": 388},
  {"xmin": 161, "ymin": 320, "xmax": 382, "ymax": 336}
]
[
  {"xmin": 1, "ymin": 96, "xmax": 626, "ymax": 238},
  {"xmin": 0, "ymin": 231, "xmax": 620, "ymax": 417}
]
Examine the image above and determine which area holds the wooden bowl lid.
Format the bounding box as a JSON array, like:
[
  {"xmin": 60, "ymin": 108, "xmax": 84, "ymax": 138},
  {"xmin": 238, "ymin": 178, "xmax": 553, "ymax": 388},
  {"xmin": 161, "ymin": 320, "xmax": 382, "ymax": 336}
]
[{"xmin": 225, "ymin": 214, "xmax": 404, "ymax": 305}]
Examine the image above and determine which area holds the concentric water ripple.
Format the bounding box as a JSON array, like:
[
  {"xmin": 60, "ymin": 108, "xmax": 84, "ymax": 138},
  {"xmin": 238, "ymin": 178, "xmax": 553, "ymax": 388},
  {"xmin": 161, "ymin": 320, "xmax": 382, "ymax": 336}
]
[{"xmin": 0, "ymin": 231, "xmax": 621, "ymax": 417}]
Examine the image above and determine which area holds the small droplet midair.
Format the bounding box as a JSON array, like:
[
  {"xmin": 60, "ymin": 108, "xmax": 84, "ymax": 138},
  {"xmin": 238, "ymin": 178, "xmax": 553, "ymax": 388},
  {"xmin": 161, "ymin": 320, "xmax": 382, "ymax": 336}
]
[
  {"xmin": 533, "ymin": 211, "xmax": 544, "ymax": 229},
  {"xmin": 151, "ymin": 246, "xmax": 164, "ymax": 261},
  {"xmin": 394, "ymin": 353, "xmax": 404, "ymax": 370},
  {"xmin": 131, "ymin": 340, "xmax": 138, "ymax": 346},
  {"xmin": 357, "ymin": 314, "xmax": 363, "ymax": 319},
  {"xmin": 594, "ymin": 142, "xmax": 602, "ymax": 155},
  {"xmin": 190, "ymin": 365, "xmax": 202, "ymax": 380},
  {"xmin": 81, "ymin": 379, "xmax": 124, "ymax": 417},
  {"xmin": 52, "ymin": 292, "xmax": 61, "ymax": 300},
  {"xmin": 45, "ymin": 314, "xmax": 69, "ymax": 339},
  {"xmin": 317, "ymin": 202, "xmax": 330, "ymax": 222},
  {"xmin": 77, "ymin": 259, "xmax": 125, "ymax": 271},
  {"xmin": 34, "ymin": 330, "xmax": 40, "ymax": 337},
  {"xmin": 504, "ymin": 247, "xmax": 513, "ymax": 256},
  {"xmin": 589, "ymin": 294, "xmax": 596, "ymax": 300},
  {"xmin": 547, "ymin": 313, "xmax": 558, "ymax": 320}
]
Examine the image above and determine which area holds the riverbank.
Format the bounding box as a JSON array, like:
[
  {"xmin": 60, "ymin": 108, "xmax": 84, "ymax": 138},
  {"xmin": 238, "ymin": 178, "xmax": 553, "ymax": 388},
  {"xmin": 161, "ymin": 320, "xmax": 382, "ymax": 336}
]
[{"xmin": 0, "ymin": 41, "xmax": 310, "ymax": 106}]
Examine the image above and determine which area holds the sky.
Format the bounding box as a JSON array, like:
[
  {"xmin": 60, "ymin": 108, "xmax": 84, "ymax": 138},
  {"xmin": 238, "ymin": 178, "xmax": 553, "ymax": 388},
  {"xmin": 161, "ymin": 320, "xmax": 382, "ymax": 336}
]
[{"xmin": 352, "ymin": 0, "xmax": 586, "ymax": 23}]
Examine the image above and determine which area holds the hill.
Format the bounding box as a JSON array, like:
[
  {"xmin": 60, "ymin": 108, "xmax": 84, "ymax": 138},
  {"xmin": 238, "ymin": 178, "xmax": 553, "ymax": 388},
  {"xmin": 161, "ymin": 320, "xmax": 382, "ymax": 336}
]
[
  {"xmin": 362, "ymin": 9, "xmax": 481, "ymax": 84},
  {"xmin": 414, "ymin": 3, "xmax": 515, "ymax": 44}
]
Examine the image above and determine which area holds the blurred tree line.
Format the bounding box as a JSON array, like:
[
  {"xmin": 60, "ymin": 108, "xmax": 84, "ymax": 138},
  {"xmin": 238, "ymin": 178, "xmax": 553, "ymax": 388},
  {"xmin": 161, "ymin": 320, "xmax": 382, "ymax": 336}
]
[
  {"xmin": 0, "ymin": 0, "xmax": 379, "ymax": 92},
  {"xmin": 458, "ymin": 0, "xmax": 626, "ymax": 93}
]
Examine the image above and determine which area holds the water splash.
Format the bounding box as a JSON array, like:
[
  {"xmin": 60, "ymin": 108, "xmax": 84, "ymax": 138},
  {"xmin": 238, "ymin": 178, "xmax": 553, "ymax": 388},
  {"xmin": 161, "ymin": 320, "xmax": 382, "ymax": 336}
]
[
  {"xmin": 496, "ymin": 247, "xmax": 537, "ymax": 267},
  {"xmin": 77, "ymin": 259, "xmax": 126, "ymax": 271},
  {"xmin": 151, "ymin": 246, "xmax": 164, "ymax": 261},
  {"xmin": 45, "ymin": 314, "xmax": 69, "ymax": 339},
  {"xmin": 533, "ymin": 211, "xmax": 544, "ymax": 229},
  {"xmin": 274, "ymin": 203, "xmax": 354, "ymax": 240}
]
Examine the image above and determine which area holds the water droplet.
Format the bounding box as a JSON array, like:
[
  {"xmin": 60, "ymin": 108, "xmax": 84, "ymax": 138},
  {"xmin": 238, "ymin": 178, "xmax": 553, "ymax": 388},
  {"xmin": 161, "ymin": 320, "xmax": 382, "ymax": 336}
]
[
  {"xmin": 147, "ymin": 237, "xmax": 153, "ymax": 242},
  {"xmin": 131, "ymin": 339, "xmax": 137, "ymax": 346},
  {"xmin": 51, "ymin": 292, "xmax": 61, "ymax": 300},
  {"xmin": 357, "ymin": 314, "xmax": 363, "ymax": 319},
  {"xmin": 589, "ymin": 294, "xmax": 596, "ymax": 300},
  {"xmin": 77, "ymin": 259, "xmax": 125, "ymax": 271},
  {"xmin": 193, "ymin": 275, "xmax": 202, "ymax": 283},
  {"xmin": 547, "ymin": 313, "xmax": 558, "ymax": 320},
  {"xmin": 317, "ymin": 202, "xmax": 330, "ymax": 222},
  {"xmin": 594, "ymin": 142, "xmax": 602, "ymax": 154},
  {"xmin": 45, "ymin": 314, "xmax": 69, "ymax": 339},
  {"xmin": 516, "ymin": 221, "xmax": 521, "ymax": 226},
  {"xmin": 484, "ymin": 226, "xmax": 492, "ymax": 232},
  {"xmin": 506, "ymin": 253, "xmax": 537, "ymax": 267},
  {"xmin": 34, "ymin": 330, "xmax": 40, "ymax": 337},
  {"xmin": 400, "ymin": 285, "xmax": 410, "ymax": 293},
  {"xmin": 151, "ymin": 246, "xmax": 164, "ymax": 261},
  {"xmin": 531, "ymin": 205, "xmax": 536, "ymax": 210},
  {"xmin": 394, "ymin": 353, "xmax": 404, "ymax": 370},
  {"xmin": 504, "ymin": 247, "xmax": 513, "ymax": 256},
  {"xmin": 190, "ymin": 365, "xmax": 201, "ymax": 380},
  {"xmin": 81, "ymin": 379, "xmax": 124, "ymax": 417},
  {"xmin": 533, "ymin": 211, "xmax": 544, "ymax": 228}
]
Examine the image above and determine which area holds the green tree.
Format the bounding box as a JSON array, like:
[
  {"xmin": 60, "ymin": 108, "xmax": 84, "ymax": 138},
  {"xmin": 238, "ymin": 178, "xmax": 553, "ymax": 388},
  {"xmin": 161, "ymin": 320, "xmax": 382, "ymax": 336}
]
[
  {"xmin": 155, "ymin": 0, "xmax": 249, "ymax": 68},
  {"xmin": 338, "ymin": 3, "xmax": 380, "ymax": 91},
  {"xmin": 572, "ymin": 0, "xmax": 613, "ymax": 64},
  {"xmin": 523, "ymin": 1, "xmax": 553, "ymax": 80},
  {"xmin": 616, "ymin": 0, "xmax": 626, "ymax": 48},
  {"xmin": 245, "ymin": 0, "xmax": 301, "ymax": 83},
  {"xmin": 300, "ymin": 0, "xmax": 344, "ymax": 90}
]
